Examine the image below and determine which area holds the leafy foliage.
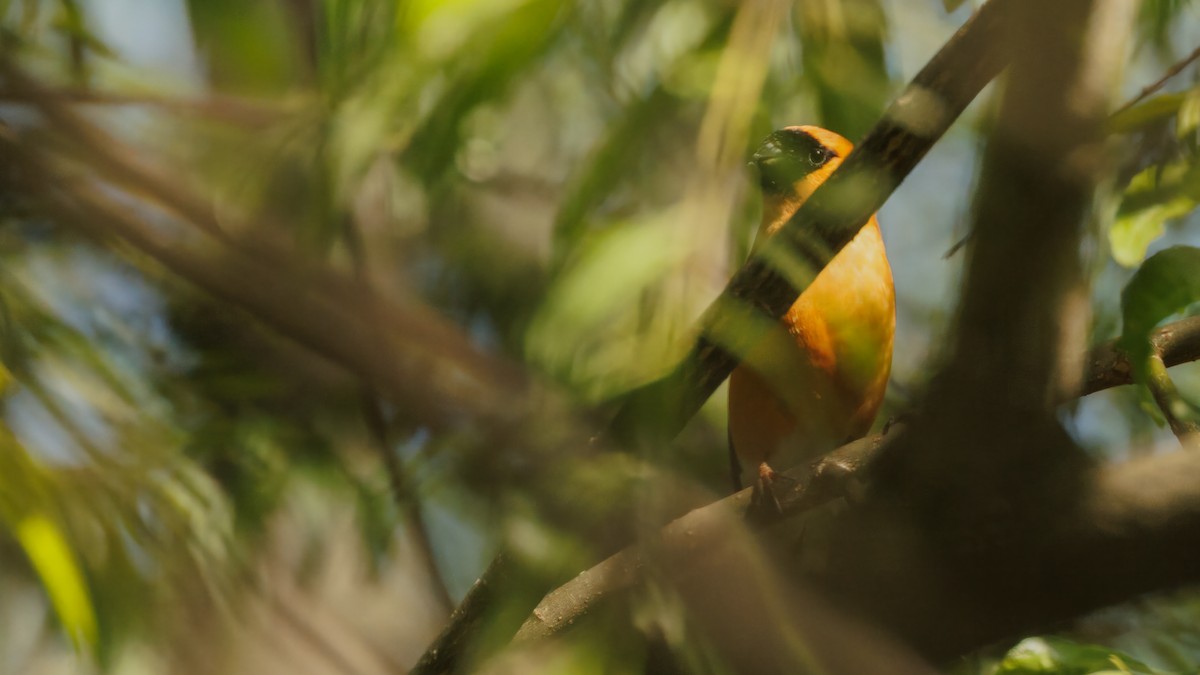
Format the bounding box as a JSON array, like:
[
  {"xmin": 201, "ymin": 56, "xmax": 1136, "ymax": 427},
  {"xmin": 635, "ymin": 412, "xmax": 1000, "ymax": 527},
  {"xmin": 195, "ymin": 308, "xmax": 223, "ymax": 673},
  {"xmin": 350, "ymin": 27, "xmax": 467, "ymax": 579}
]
[
  {"xmin": 0, "ymin": 1, "xmax": 1198, "ymax": 673},
  {"xmin": 991, "ymin": 637, "xmax": 1156, "ymax": 675},
  {"xmin": 1120, "ymin": 246, "xmax": 1200, "ymax": 380}
]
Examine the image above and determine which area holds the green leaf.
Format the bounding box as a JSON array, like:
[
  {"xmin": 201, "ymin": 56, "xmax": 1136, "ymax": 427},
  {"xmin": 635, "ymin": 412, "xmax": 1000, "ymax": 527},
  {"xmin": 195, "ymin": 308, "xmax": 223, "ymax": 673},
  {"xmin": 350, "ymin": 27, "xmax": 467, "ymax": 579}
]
[
  {"xmin": 401, "ymin": 0, "xmax": 566, "ymax": 181},
  {"xmin": 185, "ymin": 0, "xmax": 302, "ymax": 93},
  {"xmin": 1109, "ymin": 163, "xmax": 1200, "ymax": 267},
  {"xmin": 1109, "ymin": 92, "xmax": 1189, "ymax": 134},
  {"xmin": 0, "ymin": 426, "xmax": 98, "ymax": 654},
  {"xmin": 794, "ymin": 0, "xmax": 891, "ymax": 140},
  {"xmin": 527, "ymin": 212, "xmax": 688, "ymax": 399},
  {"xmin": 941, "ymin": 0, "xmax": 968, "ymax": 11},
  {"xmin": 1180, "ymin": 88, "xmax": 1200, "ymax": 140},
  {"xmin": 996, "ymin": 636, "xmax": 1158, "ymax": 674},
  {"xmin": 1119, "ymin": 246, "xmax": 1200, "ymax": 382},
  {"xmin": 15, "ymin": 513, "xmax": 98, "ymax": 651},
  {"xmin": 1110, "ymin": 199, "xmax": 1196, "ymax": 267},
  {"xmin": 1138, "ymin": 0, "xmax": 1197, "ymax": 51}
]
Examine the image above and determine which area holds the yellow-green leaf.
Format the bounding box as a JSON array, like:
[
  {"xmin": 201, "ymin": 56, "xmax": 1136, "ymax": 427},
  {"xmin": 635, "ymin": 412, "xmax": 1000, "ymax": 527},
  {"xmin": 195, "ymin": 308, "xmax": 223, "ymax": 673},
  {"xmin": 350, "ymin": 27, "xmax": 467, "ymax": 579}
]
[
  {"xmin": 1109, "ymin": 163, "xmax": 1200, "ymax": 267},
  {"xmin": 15, "ymin": 513, "xmax": 98, "ymax": 651},
  {"xmin": 1110, "ymin": 197, "xmax": 1196, "ymax": 267},
  {"xmin": 1119, "ymin": 246, "xmax": 1200, "ymax": 382}
]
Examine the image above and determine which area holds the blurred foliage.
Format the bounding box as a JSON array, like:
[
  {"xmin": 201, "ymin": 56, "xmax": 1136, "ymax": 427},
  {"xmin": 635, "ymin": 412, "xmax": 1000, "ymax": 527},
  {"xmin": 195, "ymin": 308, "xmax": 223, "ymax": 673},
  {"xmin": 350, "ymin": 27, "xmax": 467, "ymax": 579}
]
[
  {"xmin": 987, "ymin": 636, "xmax": 1155, "ymax": 675},
  {"xmin": 1120, "ymin": 246, "xmax": 1200, "ymax": 382},
  {"xmin": 1109, "ymin": 86, "xmax": 1200, "ymax": 266},
  {"xmin": 0, "ymin": 0, "xmax": 1198, "ymax": 673},
  {"xmin": 1139, "ymin": 0, "xmax": 1198, "ymax": 54}
]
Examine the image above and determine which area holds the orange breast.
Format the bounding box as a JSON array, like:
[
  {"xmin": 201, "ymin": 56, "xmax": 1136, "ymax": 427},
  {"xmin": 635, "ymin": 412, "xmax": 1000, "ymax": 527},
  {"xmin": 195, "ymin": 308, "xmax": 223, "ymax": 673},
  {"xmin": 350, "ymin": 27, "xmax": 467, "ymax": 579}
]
[{"xmin": 728, "ymin": 216, "xmax": 894, "ymax": 468}]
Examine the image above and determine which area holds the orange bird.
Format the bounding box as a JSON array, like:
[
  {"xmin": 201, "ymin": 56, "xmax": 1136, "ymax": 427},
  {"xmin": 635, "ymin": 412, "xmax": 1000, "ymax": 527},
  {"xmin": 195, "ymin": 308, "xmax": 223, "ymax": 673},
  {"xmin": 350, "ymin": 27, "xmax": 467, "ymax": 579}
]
[{"xmin": 728, "ymin": 126, "xmax": 894, "ymax": 506}]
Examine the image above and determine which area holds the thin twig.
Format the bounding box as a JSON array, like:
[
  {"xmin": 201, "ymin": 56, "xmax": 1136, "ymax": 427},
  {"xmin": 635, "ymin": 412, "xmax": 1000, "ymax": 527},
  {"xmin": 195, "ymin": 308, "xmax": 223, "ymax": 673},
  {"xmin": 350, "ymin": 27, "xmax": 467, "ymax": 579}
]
[
  {"xmin": 1146, "ymin": 353, "xmax": 1200, "ymax": 444},
  {"xmin": 1113, "ymin": 44, "xmax": 1200, "ymax": 115},
  {"xmin": 0, "ymin": 86, "xmax": 286, "ymax": 126},
  {"xmin": 344, "ymin": 211, "xmax": 456, "ymax": 613},
  {"xmin": 949, "ymin": 44, "xmax": 1200, "ymax": 259}
]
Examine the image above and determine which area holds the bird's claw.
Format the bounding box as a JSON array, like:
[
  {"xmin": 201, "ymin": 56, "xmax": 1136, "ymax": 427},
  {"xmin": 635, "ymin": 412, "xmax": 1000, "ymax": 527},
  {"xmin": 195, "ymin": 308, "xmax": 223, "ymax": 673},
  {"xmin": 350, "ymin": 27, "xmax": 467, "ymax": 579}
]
[{"xmin": 746, "ymin": 463, "xmax": 794, "ymax": 522}]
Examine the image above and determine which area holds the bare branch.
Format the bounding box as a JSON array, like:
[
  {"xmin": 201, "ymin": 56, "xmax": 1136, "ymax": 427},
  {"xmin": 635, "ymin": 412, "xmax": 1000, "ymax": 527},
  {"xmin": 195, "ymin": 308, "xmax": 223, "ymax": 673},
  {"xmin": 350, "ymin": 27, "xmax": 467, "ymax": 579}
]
[
  {"xmin": 1078, "ymin": 316, "xmax": 1200, "ymax": 397},
  {"xmin": 1113, "ymin": 43, "xmax": 1200, "ymax": 115},
  {"xmin": 0, "ymin": 86, "xmax": 285, "ymax": 126},
  {"xmin": 514, "ymin": 432, "xmax": 890, "ymax": 643},
  {"xmin": 1145, "ymin": 354, "xmax": 1200, "ymax": 444}
]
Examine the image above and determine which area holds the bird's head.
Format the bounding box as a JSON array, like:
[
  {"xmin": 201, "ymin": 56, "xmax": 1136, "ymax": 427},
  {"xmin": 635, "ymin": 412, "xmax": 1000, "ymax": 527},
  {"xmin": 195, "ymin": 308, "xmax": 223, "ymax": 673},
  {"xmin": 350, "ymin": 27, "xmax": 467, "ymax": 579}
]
[{"xmin": 751, "ymin": 125, "xmax": 853, "ymax": 237}]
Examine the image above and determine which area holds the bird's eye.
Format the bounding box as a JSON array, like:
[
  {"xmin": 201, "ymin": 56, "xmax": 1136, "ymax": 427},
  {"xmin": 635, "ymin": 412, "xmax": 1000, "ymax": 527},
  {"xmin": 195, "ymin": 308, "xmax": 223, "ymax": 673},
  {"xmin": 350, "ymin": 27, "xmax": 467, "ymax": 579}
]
[{"xmin": 808, "ymin": 148, "xmax": 829, "ymax": 166}]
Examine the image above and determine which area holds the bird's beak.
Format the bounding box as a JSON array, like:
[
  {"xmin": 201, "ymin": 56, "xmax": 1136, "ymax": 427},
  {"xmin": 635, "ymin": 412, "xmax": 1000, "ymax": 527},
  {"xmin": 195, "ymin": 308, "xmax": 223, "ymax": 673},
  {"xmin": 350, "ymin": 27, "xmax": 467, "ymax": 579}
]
[
  {"xmin": 751, "ymin": 136, "xmax": 786, "ymax": 193},
  {"xmin": 751, "ymin": 137, "xmax": 784, "ymax": 168}
]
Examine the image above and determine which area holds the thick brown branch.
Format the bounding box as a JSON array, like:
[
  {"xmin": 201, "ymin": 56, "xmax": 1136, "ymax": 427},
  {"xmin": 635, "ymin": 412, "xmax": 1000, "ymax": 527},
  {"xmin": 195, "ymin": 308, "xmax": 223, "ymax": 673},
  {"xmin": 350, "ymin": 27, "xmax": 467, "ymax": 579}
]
[
  {"xmin": 516, "ymin": 316, "xmax": 1200, "ymax": 646},
  {"xmin": 522, "ymin": 445, "xmax": 1200, "ymax": 666},
  {"xmin": 1079, "ymin": 315, "xmax": 1200, "ymax": 397},
  {"xmin": 514, "ymin": 433, "xmax": 891, "ymax": 643}
]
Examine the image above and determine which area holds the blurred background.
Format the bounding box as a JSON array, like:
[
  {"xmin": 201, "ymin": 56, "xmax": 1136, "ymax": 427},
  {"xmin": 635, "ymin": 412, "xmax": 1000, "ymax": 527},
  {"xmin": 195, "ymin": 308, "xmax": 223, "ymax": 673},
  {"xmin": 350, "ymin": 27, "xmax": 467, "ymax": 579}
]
[{"xmin": 1, "ymin": 0, "xmax": 1199, "ymax": 672}]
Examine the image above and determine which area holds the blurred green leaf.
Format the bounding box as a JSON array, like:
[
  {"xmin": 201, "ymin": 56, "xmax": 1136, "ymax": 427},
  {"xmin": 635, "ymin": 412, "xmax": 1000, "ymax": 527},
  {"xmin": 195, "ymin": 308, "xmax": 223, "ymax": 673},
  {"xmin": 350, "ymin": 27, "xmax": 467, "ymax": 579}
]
[
  {"xmin": 1180, "ymin": 88, "xmax": 1200, "ymax": 142},
  {"xmin": 1110, "ymin": 92, "xmax": 1189, "ymax": 134},
  {"xmin": 528, "ymin": 213, "xmax": 686, "ymax": 399},
  {"xmin": 1138, "ymin": 0, "xmax": 1196, "ymax": 52},
  {"xmin": 794, "ymin": 0, "xmax": 891, "ymax": 140},
  {"xmin": 50, "ymin": 0, "xmax": 116, "ymax": 59},
  {"xmin": 0, "ymin": 426, "xmax": 97, "ymax": 653},
  {"xmin": 942, "ymin": 0, "xmax": 968, "ymax": 11},
  {"xmin": 1109, "ymin": 199, "xmax": 1195, "ymax": 267},
  {"xmin": 551, "ymin": 86, "xmax": 674, "ymax": 263},
  {"xmin": 552, "ymin": 13, "xmax": 733, "ymax": 265},
  {"xmin": 186, "ymin": 0, "xmax": 303, "ymax": 93},
  {"xmin": 996, "ymin": 636, "xmax": 1157, "ymax": 674},
  {"xmin": 1109, "ymin": 162, "xmax": 1200, "ymax": 266},
  {"xmin": 15, "ymin": 513, "xmax": 98, "ymax": 651},
  {"xmin": 402, "ymin": 0, "xmax": 566, "ymax": 182},
  {"xmin": 1119, "ymin": 246, "xmax": 1200, "ymax": 382}
]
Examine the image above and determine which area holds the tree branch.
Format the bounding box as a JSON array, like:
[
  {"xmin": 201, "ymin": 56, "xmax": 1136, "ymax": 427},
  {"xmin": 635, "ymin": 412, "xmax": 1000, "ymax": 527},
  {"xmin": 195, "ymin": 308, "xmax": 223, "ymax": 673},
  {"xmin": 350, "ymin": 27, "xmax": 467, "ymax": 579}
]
[
  {"xmin": 0, "ymin": 86, "xmax": 284, "ymax": 126},
  {"xmin": 514, "ymin": 315, "xmax": 1200, "ymax": 645},
  {"xmin": 1112, "ymin": 43, "xmax": 1200, "ymax": 115},
  {"xmin": 1078, "ymin": 316, "xmax": 1200, "ymax": 397},
  {"xmin": 0, "ymin": 124, "xmax": 530, "ymax": 435},
  {"xmin": 1145, "ymin": 353, "xmax": 1200, "ymax": 444}
]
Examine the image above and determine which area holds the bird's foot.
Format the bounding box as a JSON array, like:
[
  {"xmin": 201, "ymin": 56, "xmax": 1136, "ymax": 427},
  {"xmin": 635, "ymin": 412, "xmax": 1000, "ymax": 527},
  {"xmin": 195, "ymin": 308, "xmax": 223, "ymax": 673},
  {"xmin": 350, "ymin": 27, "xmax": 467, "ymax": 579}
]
[
  {"xmin": 882, "ymin": 413, "xmax": 910, "ymax": 435},
  {"xmin": 747, "ymin": 462, "xmax": 795, "ymax": 522}
]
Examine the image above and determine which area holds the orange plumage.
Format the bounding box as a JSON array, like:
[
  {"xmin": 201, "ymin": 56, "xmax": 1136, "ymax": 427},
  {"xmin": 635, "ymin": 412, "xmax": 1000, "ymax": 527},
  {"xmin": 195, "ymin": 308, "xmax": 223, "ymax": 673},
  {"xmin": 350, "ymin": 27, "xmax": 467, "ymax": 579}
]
[{"xmin": 728, "ymin": 126, "xmax": 894, "ymax": 498}]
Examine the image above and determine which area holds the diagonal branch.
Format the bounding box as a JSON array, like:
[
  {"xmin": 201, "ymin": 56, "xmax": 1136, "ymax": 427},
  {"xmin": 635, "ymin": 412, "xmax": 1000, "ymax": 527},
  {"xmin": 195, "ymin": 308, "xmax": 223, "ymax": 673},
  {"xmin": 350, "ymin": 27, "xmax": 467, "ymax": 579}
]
[
  {"xmin": 0, "ymin": 124, "xmax": 529, "ymax": 434},
  {"xmin": 1079, "ymin": 318, "xmax": 1200, "ymax": 397},
  {"xmin": 1113, "ymin": 43, "xmax": 1200, "ymax": 115},
  {"xmin": 608, "ymin": 0, "xmax": 1014, "ymax": 447}
]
